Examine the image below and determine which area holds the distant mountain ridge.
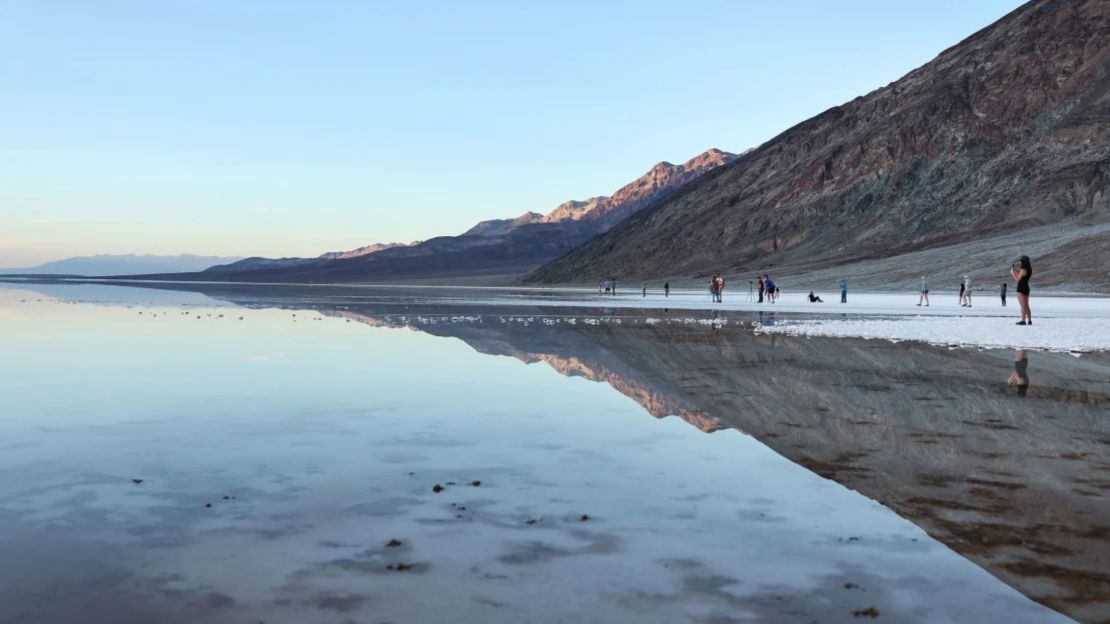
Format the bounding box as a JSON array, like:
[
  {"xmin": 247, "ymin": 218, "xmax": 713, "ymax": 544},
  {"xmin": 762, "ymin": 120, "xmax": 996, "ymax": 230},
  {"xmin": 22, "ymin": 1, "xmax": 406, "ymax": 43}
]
[
  {"xmin": 177, "ymin": 147, "xmax": 737, "ymax": 282},
  {"xmin": 527, "ymin": 0, "xmax": 1110, "ymax": 284},
  {"xmin": 0, "ymin": 254, "xmax": 242, "ymax": 276}
]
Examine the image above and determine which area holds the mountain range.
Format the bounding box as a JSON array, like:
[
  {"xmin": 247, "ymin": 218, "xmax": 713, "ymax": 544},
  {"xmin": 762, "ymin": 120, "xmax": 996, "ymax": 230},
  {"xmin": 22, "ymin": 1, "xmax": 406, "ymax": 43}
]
[
  {"xmin": 527, "ymin": 0, "xmax": 1110, "ymax": 287},
  {"xmin": 0, "ymin": 254, "xmax": 242, "ymax": 277},
  {"xmin": 180, "ymin": 148, "xmax": 738, "ymax": 282}
]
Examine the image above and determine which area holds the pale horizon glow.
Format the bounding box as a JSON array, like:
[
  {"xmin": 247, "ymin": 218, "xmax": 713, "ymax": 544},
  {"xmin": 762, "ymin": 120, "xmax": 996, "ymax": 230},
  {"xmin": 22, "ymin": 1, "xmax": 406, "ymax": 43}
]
[{"xmin": 1, "ymin": 1, "xmax": 1024, "ymax": 267}]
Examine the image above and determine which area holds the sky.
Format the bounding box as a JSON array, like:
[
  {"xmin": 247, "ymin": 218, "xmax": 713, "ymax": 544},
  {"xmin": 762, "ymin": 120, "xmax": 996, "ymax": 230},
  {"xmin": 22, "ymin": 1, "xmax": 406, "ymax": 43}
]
[{"xmin": 1, "ymin": 0, "xmax": 1025, "ymax": 267}]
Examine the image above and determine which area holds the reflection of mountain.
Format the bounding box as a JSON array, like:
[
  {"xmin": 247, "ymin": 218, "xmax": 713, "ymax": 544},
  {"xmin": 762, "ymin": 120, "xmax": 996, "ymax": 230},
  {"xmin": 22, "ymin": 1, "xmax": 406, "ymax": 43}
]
[
  {"xmin": 327, "ymin": 308, "xmax": 722, "ymax": 432},
  {"xmin": 320, "ymin": 304, "xmax": 1109, "ymax": 622},
  {"xmin": 12, "ymin": 280, "xmax": 1107, "ymax": 620}
]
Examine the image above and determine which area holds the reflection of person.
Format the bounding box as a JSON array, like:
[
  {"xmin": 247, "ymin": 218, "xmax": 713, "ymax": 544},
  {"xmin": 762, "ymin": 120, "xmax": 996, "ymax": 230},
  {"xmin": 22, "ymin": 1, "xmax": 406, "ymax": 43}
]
[
  {"xmin": 1011, "ymin": 256, "xmax": 1033, "ymax": 325},
  {"xmin": 1008, "ymin": 349, "xmax": 1030, "ymax": 397}
]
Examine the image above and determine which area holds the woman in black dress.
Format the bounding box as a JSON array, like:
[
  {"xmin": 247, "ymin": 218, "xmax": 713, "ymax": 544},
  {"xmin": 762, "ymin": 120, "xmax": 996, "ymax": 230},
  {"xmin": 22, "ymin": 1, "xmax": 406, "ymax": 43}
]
[{"xmin": 1011, "ymin": 256, "xmax": 1032, "ymax": 325}]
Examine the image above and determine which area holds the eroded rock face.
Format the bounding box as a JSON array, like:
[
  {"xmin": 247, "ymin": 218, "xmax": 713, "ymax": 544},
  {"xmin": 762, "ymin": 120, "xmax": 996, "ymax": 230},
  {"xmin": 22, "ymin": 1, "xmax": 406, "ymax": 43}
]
[{"xmin": 528, "ymin": 0, "xmax": 1110, "ymax": 284}]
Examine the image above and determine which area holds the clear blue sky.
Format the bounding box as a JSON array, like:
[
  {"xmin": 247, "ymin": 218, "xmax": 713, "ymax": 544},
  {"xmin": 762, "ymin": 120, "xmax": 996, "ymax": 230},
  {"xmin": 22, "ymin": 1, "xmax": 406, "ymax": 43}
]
[{"xmin": 1, "ymin": 0, "xmax": 1024, "ymax": 266}]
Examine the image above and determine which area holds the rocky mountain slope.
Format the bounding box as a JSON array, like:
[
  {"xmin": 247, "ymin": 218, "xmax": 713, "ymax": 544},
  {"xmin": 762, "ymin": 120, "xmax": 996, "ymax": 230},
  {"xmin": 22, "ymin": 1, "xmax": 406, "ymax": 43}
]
[
  {"xmin": 527, "ymin": 0, "xmax": 1110, "ymax": 285},
  {"xmin": 177, "ymin": 148, "xmax": 735, "ymax": 282}
]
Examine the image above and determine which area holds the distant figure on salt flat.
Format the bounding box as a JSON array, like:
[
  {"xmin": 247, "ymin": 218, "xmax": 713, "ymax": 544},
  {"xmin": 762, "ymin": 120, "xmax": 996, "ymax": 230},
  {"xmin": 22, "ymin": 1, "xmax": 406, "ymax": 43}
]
[
  {"xmin": 961, "ymin": 275, "xmax": 973, "ymax": 307},
  {"xmin": 840, "ymin": 280, "xmax": 848, "ymax": 303},
  {"xmin": 764, "ymin": 275, "xmax": 776, "ymax": 303},
  {"xmin": 917, "ymin": 276, "xmax": 930, "ymax": 307},
  {"xmin": 611, "ymin": 277, "xmax": 617, "ymax": 296},
  {"xmin": 1000, "ymin": 282, "xmax": 1007, "ymax": 307},
  {"xmin": 757, "ymin": 276, "xmax": 765, "ymax": 303},
  {"xmin": 1011, "ymin": 255, "xmax": 1033, "ymax": 325},
  {"xmin": 664, "ymin": 282, "xmax": 670, "ymax": 298},
  {"xmin": 717, "ymin": 275, "xmax": 726, "ymax": 302},
  {"xmin": 808, "ymin": 291, "xmax": 823, "ymax": 303},
  {"xmin": 708, "ymin": 274, "xmax": 720, "ymax": 303},
  {"xmin": 642, "ymin": 280, "xmax": 647, "ymax": 298},
  {"xmin": 598, "ymin": 280, "xmax": 603, "ymax": 295},
  {"xmin": 603, "ymin": 279, "xmax": 612, "ymax": 294}
]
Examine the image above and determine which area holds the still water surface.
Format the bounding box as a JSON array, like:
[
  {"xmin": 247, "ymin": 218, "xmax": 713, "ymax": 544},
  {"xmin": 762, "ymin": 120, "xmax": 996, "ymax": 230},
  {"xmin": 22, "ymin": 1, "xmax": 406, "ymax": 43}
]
[{"xmin": 1, "ymin": 282, "xmax": 1106, "ymax": 624}]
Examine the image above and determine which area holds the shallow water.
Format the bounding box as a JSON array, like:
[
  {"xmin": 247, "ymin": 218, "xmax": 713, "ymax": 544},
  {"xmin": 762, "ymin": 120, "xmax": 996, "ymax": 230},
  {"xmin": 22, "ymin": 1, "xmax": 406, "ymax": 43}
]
[{"xmin": 1, "ymin": 282, "xmax": 1107, "ymax": 624}]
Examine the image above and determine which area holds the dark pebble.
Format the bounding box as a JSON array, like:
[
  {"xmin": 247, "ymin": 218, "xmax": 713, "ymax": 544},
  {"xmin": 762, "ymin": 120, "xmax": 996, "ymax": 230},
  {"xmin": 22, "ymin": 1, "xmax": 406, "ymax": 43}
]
[
  {"xmin": 579, "ymin": 514, "xmax": 590, "ymax": 522},
  {"xmin": 470, "ymin": 480, "xmax": 481, "ymax": 487},
  {"xmin": 432, "ymin": 484, "xmax": 444, "ymax": 493},
  {"xmin": 131, "ymin": 479, "xmax": 143, "ymax": 485},
  {"xmin": 386, "ymin": 538, "xmax": 403, "ymax": 548}
]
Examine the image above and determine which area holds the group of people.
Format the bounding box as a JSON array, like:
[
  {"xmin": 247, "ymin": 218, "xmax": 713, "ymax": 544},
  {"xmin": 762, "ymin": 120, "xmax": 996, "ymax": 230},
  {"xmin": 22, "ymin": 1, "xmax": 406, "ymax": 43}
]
[
  {"xmin": 593, "ymin": 256, "xmax": 1034, "ymax": 325},
  {"xmin": 915, "ymin": 256, "xmax": 1032, "ymax": 323}
]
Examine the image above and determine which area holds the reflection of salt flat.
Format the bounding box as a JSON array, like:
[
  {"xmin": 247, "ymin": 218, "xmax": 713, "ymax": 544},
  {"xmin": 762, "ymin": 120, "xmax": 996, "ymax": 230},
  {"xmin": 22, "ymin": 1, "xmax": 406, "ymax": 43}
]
[{"xmin": 756, "ymin": 316, "xmax": 1110, "ymax": 352}]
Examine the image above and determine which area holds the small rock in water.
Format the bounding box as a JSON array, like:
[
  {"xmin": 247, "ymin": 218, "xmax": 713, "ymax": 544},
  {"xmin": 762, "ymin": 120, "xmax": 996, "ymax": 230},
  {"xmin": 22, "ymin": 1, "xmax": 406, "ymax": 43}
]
[
  {"xmin": 385, "ymin": 538, "xmax": 403, "ymax": 548},
  {"xmin": 525, "ymin": 518, "xmax": 537, "ymax": 525},
  {"xmin": 470, "ymin": 480, "xmax": 481, "ymax": 487},
  {"xmin": 432, "ymin": 484, "xmax": 444, "ymax": 493},
  {"xmin": 844, "ymin": 582, "xmax": 859, "ymax": 589},
  {"xmin": 446, "ymin": 481, "xmax": 457, "ymax": 486},
  {"xmin": 579, "ymin": 514, "xmax": 590, "ymax": 522},
  {"xmin": 204, "ymin": 503, "xmax": 212, "ymax": 508},
  {"xmin": 386, "ymin": 562, "xmax": 413, "ymax": 572},
  {"xmin": 852, "ymin": 607, "xmax": 880, "ymax": 618},
  {"xmin": 222, "ymin": 495, "xmax": 231, "ymax": 500},
  {"xmin": 131, "ymin": 478, "xmax": 143, "ymax": 485}
]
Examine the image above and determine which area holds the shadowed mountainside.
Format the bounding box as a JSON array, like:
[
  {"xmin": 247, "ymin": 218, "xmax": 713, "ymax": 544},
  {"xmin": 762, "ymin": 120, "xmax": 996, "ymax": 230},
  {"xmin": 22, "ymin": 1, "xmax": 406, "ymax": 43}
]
[{"xmin": 527, "ymin": 0, "xmax": 1110, "ymax": 287}]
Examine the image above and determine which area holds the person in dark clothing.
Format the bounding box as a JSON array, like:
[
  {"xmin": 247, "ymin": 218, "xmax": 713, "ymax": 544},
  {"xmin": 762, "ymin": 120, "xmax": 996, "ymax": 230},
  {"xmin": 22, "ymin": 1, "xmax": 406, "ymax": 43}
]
[
  {"xmin": 1011, "ymin": 256, "xmax": 1032, "ymax": 325},
  {"xmin": 664, "ymin": 282, "xmax": 670, "ymax": 298},
  {"xmin": 958, "ymin": 279, "xmax": 966, "ymax": 306},
  {"xmin": 840, "ymin": 280, "xmax": 847, "ymax": 303},
  {"xmin": 808, "ymin": 291, "xmax": 823, "ymax": 303},
  {"xmin": 1001, "ymin": 282, "xmax": 1007, "ymax": 307},
  {"xmin": 757, "ymin": 277, "xmax": 765, "ymax": 303}
]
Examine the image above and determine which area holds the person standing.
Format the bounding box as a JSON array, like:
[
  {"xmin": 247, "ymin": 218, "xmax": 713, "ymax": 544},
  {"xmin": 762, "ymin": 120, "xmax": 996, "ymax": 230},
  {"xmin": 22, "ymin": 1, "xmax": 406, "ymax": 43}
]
[
  {"xmin": 765, "ymin": 275, "xmax": 776, "ymax": 303},
  {"xmin": 1000, "ymin": 282, "xmax": 1007, "ymax": 307},
  {"xmin": 1011, "ymin": 256, "xmax": 1033, "ymax": 325},
  {"xmin": 664, "ymin": 282, "xmax": 670, "ymax": 298},
  {"xmin": 964, "ymin": 275, "xmax": 973, "ymax": 307},
  {"xmin": 840, "ymin": 280, "xmax": 848, "ymax": 303},
  {"xmin": 717, "ymin": 275, "xmax": 726, "ymax": 303},
  {"xmin": 598, "ymin": 280, "xmax": 603, "ymax": 295},
  {"xmin": 642, "ymin": 280, "xmax": 647, "ymax": 298},
  {"xmin": 917, "ymin": 276, "xmax": 930, "ymax": 307},
  {"xmin": 958, "ymin": 278, "xmax": 966, "ymax": 306},
  {"xmin": 757, "ymin": 277, "xmax": 765, "ymax": 303},
  {"xmin": 611, "ymin": 277, "xmax": 617, "ymax": 296}
]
